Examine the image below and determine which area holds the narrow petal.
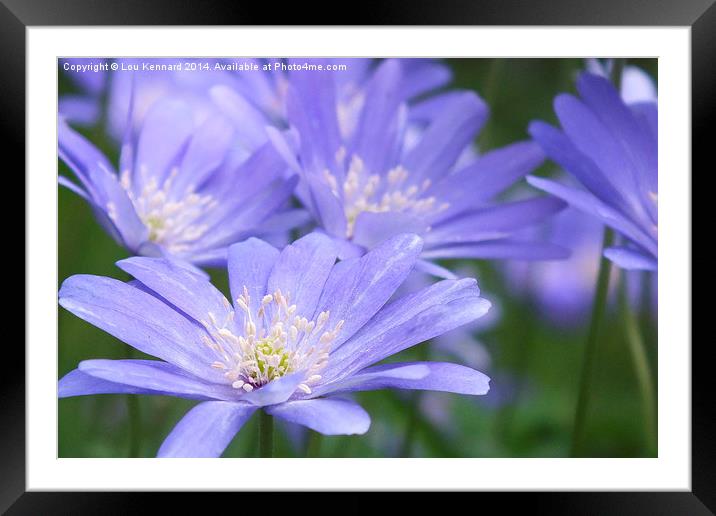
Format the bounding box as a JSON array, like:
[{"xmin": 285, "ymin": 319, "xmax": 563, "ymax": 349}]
[
  {"xmin": 425, "ymin": 197, "xmax": 566, "ymax": 246},
  {"xmin": 350, "ymin": 59, "xmax": 405, "ymax": 174},
  {"xmin": 319, "ymin": 361, "xmax": 490, "ymax": 396},
  {"xmin": 427, "ymin": 140, "xmax": 546, "ymax": 222},
  {"xmin": 266, "ymin": 398, "xmax": 370, "ymax": 435},
  {"xmin": 135, "ymin": 99, "xmax": 194, "ymax": 190},
  {"xmin": 351, "ymin": 211, "xmax": 429, "ymax": 251},
  {"xmin": 240, "ymin": 373, "xmax": 306, "ymax": 407},
  {"xmin": 527, "ymin": 175, "xmax": 657, "ymax": 257},
  {"xmin": 59, "ymin": 368, "xmax": 148, "ymax": 398},
  {"xmin": 58, "ymin": 274, "xmax": 219, "ymax": 382},
  {"xmin": 157, "ymin": 401, "xmax": 256, "ymax": 458},
  {"xmin": 422, "ymin": 240, "xmax": 570, "ymax": 261},
  {"xmin": 77, "ymin": 359, "xmax": 237, "ymax": 401},
  {"xmin": 314, "ymin": 233, "xmax": 424, "ymax": 348},
  {"xmin": 529, "ymin": 119, "xmax": 633, "ymax": 217},
  {"xmin": 58, "ymin": 121, "xmax": 148, "ymax": 250},
  {"xmin": 117, "ymin": 256, "xmax": 232, "ymax": 327},
  {"xmin": 267, "ymin": 233, "xmax": 338, "ymax": 319},
  {"xmin": 403, "ymin": 91, "xmax": 488, "ymax": 183},
  {"xmin": 325, "ymin": 278, "xmax": 490, "ymax": 382},
  {"xmin": 209, "ymin": 85, "xmax": 269, "ymax": 151},
  {"xmin": 604, "ymin": 246, "xmax": 658, "ymax": 271},
  {"xmin": 227, "ymin": 237, "xmax": 280, "ymax": 316},
  {"xmin": 170, "ymin": 114, "xmax": 235, "ymax": 196}
]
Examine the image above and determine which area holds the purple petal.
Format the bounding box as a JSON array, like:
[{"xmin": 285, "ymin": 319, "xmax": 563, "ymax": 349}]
[
  {"xmin": 553, "ymin": 93, "xmax": 648, "ymax": 219},
  {"xmin": 314, "ymin": 233, "xmax": 424, "ymax": 348},
  {"xmin": 58, "ymin": 274, "xmax": 219, "ymax": 382},
  {"xmin": 266, "ymin": 398, "xmax": 370, "ymax": 435},
  {"xmin": 427, "ymin": 140, "xmax": 546, "ymax": 222},
  {"xmin": 425, "ymin": 196, "xmax": 566, "ymax": 246},
  {"xmin": 422, "ymin": 240, "xmax": 570, "ymax": 261},
  {"xmin": 77, "ymin": 359, "xmax": 237, "ymax": 400},
  {"xmin": 267, "ymin": 232, "xmax": 338, "ymax": 319},
  {"xmin": 319, "ymin": 361, "xmax": 490, "ymax": 396},
  {"xmin": 209, "ymin": 85, "xmax": 269, "ymax": 151},
  {"xmin": 527, "ymin": 175, "xmax": 657, "ymax": 257},
  {"xmin": 576, "ymin": 73, "xmax": 657, "ymax": 209},
  {"xmin": 403, "ymin": 91, "xmax": 488, "ymax": 184},
  {"xmin": 59, "ymin": 368, "xmax": 149, "ymax": 398},
  {"xmin": 240, "ymin": 373, "xmax": 306, "ymax": 407},
  {"xmin": 304, "ymin": 174, "xmax": 348, "ymax": 238},
  {"xmin": 350, "ymin": 59, "xmax": 405, "ymax": 174},
  {"xmin": 399, "ymin": 59, "xmax": 452, "ymax": 100},
  {"xmin": 134, "ymin": 99, "xmax": 194, "ymax": 191},
  {"xmin": 325, "ymin": 278, "xmax": 490, "ymax": 382},
  {"xmin": 529, "ymin": 119, "xmax": 633, "ymax": 217},
  {"xmin": 58, "ymin": 121, "xmax": 147, "ymax": 250},
  {"xmin": 227, "ymin": 237, "xmax": 280, "ymax": 316},
  {"xmin": 117, "ymin": 256, "xmax": 232, "ymax": 327},
  {"xmin": 169, "ymin": 114, "xmax": 234, "ymax": 196},
  {"xmin": 285, "ymin": 76, "xmax": 342, "ymax": 177},
  {"xmin": 351, "ymin": 211, "xmax": 430, "ymax": 251},
  {"xmin": 157, "ymin": 401, "xmax": 256, "ymax": 457},
  {"xmin": 59, "ymin": 95, "xmax": 101, "ymax": 126},
  {"xmin": 604, "ymin": 246, "xmax": 657, "ymax": 271}
]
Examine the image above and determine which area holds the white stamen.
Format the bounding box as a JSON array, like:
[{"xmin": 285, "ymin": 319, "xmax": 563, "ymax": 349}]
[
  {"xmin": 323, "ymin": 155, "xmax": 449, "ymax": 238},
  {"xmin": 202, "ymin": 287, "xmax": 343, "ymax": 398},
  {"xmin": 116, "ymin": 168, "xmax": 217, "ymax": 253}
]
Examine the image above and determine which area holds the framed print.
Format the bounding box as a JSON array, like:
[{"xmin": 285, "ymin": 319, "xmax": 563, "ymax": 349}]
[{"xmin": 4, "ymin": 0, "xmax": 708, "ymax": 511}]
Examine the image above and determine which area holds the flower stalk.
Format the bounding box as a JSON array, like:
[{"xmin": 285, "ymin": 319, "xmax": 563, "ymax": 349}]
[
  {"xmin": 620, "ymin": 280, "xmax": 657, "ymax": 456},
  {"xmin": 570, "ymin": 227, "xmax": 614, "ymax": 457},
  {"xmin": 258, "ymin": 410, "xmax": 274, "ymax": 458}
]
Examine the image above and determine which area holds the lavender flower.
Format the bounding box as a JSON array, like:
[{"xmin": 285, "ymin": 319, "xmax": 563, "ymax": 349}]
[
  {"xmin": 59, "ymin": 98, "xmax": 300, "ymax": 266},
  {"xmin": 271, "ymin": 59, "xmax": 568, "ymax": 273},
  {"xmin": 58, "ymin": 232, "xmax": 491, "ymax": 457},
  {"xmin": 527, "ymin": 72, "xmax": 658, "ymax": 270}
]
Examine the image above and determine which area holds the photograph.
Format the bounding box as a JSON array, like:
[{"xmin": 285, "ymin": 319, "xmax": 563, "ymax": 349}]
[{"xmin": 57, "ymin": 56, "xmax": 659, "ymax": 459}]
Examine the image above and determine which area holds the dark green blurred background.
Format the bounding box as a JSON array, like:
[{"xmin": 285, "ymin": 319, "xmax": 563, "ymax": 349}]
[{"xmin": 58, "ymin": 58, "xmax": 658, "ymax": 458}]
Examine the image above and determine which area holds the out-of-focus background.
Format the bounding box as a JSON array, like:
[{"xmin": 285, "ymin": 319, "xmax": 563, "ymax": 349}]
[{"xmin": 58, "ymin": 58, "xmax": 658, "ymax": 458}]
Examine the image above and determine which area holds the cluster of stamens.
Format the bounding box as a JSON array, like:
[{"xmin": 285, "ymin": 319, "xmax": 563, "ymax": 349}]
[
  {"xmin": 111, "ymin": 167, "xmax": 217, "ymax": 253},
  {"xmin": 323, "ymin": 154, "xmax": 448, "ymax": 238},
  {"xmin": 200, "ymin": 287, "xmax": 343, "ymax": 396}
]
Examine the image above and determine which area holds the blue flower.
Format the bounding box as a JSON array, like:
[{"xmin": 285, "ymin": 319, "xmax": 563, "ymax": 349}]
[
  {"xmin": 271, "ymin": 59, "xmax": 568, "ymax": 272},
  {"xmin": 59, "ymin": 98, "xmax": 301, "ymax": 266},
  {"xmin": 58, "ymin": 232, "xmax": 491, "ymax": 457},
  {"xmin": 527, "ymin": 72, "xmax": 658, "ymax": 270}
]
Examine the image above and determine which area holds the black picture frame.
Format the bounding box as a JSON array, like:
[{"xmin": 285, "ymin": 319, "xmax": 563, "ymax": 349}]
[{"xmin": 3, "ymin": 0, "xmax": 707, "ymax": 511}]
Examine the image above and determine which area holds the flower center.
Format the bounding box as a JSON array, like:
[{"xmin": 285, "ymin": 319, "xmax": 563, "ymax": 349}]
[
  {"xmin": 115, "ymin": 168, "xmax": 217, "ymax": 254},
  {"xmin": 200, "ymin": 287, "xmax": 343, "ymax": 396},
  {"xmin": 323, "ymin": 154, "xmax": 448, "ymax": 238}
]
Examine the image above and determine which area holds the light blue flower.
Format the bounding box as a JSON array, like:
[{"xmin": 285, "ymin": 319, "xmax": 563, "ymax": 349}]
[
  {"xmin": 271, "ymin": 59, "xmax": 568, "ymax": 273},
  {"xmin": 58, "ymin": 232, "xmax": 491, "ymax": 457},
  {"xmin": 528, "ymin": 72, "xmax": 658, "ymax": 270},
  {"xmin": 59, "ymin": 97, "xmax": 300, "ymax": 266}
]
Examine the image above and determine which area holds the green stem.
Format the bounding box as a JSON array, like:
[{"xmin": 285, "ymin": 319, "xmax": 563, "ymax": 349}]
[
  {"xmin": 258, "ymin": 410, "xmax": 274, "ymax": 458},
  {"xmin": 611, "ymin": 58, "xmax": 626, "ymax": 90},
  {"xmin": 126, "ymin": 396, "xmax": 141, "ymax": 457},
  {"xmin": 399, "ymin": 344, "xmax": 431, "ymax": 457},
  {"xmin": 477, "ymin": 58, "xmax": 505, "ymax": 151},
  {"xmin": 305, "ymin": 431, "xmax": 323, "ymax": 458},
  {"xmin": 123, "ymin": 347, "xmax": 141, "ymax": 457},
  {"xmin": 620, "ymin": 279, "xmax": 657, "ymax": 456},
  {"xmin": 570, "ymin": 228, "xmax": 615, "ymax": 457},
  {"xmin": 399, "ymin": 390, "xmax": 422, "ymax": 457}
]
